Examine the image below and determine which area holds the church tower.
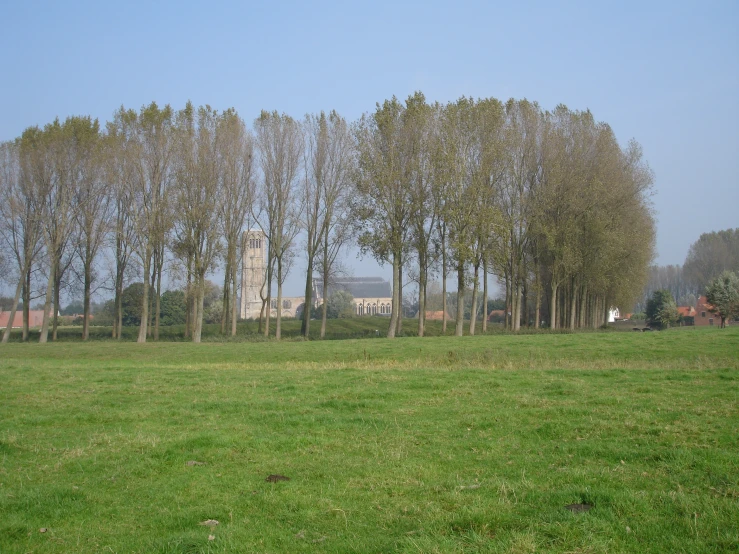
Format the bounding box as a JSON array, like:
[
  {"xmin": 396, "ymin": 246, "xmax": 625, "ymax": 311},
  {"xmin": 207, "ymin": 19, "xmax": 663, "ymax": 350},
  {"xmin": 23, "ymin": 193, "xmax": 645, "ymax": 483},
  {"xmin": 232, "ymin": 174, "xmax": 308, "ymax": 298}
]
[{"xmin": 240, "ymin": 230, "xmax": 267, "ymax": 319}]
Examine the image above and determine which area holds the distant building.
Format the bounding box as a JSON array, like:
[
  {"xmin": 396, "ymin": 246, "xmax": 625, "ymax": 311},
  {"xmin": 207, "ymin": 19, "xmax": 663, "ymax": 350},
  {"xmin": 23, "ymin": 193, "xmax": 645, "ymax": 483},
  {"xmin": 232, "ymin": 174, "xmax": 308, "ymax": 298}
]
[
  {"xmin": 239, "ymin": 230, "xmax": 393, "ymax": 319},
  {"xmin": 694, "ymin": 295, "xmax": 728, "ymax": 326},
  {"xmin": 313, "ymin": 276, "xmax": 393, "ymax": 316},
  {"xmin": 488, "ymin": 309, "xmax": 506, "ymax": 322},
  {"xmin": 677, "ymin": 305, "xmax": 696, "ymax": 325},
  {"xmin": 0, "ymin": 310, "xmax": 51, "ymax": 329},
  {"xmin": 239, "ymin": 230, "xmax": 305, "ymax": 320},
  {"xmin": 416, "ymin": 310, "xmax": 452, "ymax": 321}
]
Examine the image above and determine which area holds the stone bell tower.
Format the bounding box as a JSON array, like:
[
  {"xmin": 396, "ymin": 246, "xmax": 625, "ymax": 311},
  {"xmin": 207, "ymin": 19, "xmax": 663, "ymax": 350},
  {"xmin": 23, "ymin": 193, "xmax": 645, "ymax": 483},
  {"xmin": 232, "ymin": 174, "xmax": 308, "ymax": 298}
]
[{"xmin": 240, "ymin": 230, "xmax": 267, "ymax": 319}]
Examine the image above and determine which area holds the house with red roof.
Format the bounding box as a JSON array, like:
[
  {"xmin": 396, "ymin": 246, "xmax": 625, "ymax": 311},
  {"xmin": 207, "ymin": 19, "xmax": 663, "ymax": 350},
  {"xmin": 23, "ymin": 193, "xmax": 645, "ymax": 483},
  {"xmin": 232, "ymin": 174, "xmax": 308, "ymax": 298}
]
[
  {"xmin": 694, "ymin": 295, "xmax": 727, "ymax": 326},
  {"xmin": 0, "ymin": 310, "xmax": 49, "ymax": 329}
]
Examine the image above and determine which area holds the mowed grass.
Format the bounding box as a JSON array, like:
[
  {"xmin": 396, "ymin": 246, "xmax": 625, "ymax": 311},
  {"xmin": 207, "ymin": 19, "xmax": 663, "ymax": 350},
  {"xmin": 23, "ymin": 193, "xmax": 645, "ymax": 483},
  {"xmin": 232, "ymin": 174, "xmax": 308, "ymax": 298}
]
[{"xmin": 0, "ymin": 328, "xmax": 737, "ymax": 553}]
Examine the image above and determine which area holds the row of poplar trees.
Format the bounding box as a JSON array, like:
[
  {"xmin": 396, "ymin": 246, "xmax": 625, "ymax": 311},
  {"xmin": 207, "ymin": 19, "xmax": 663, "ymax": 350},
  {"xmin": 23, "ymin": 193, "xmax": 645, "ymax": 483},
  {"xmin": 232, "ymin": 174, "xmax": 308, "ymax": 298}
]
[
  {"xmin": 0, "ymin": 92, "xmax": 655, "ymax": 343},
  {"xmin": 356, "ymin": 93, "xmax": 655, "ymax": 337}
]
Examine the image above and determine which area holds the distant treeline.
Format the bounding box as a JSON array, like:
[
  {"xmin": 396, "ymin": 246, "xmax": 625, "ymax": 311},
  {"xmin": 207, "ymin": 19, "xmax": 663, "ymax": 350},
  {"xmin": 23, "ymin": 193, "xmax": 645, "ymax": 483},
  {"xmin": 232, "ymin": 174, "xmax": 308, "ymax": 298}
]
[
  {"xmin": 1, "ymin": 93, "xmax": 655, "ymax": 343},
  {"xmin": 637, "ymin": 228, "xmax": 739, "ymax": 312}
]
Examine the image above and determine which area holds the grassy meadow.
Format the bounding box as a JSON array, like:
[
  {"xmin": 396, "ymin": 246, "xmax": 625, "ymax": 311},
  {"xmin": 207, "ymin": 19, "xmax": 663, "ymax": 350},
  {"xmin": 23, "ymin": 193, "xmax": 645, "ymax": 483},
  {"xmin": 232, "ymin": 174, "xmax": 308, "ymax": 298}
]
[{"xmin": 1, "ymin": 327, "xmax": 738, "ymax": 553}]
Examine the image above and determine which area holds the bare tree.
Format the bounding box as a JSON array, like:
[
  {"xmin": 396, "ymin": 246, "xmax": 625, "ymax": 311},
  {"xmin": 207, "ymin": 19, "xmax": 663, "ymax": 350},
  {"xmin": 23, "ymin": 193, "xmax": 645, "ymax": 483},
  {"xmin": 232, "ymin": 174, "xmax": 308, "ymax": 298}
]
[
  {"xmin": 23, "ymin": 118, "xmax": 88, "ymax": 343},
  {"xmin": 216, "ymin": 110, "xmax": 255, "ymax": 336},
  {"xmin": 104, "ymin": 122, "xmax": 137, "ymax": 339},
  {"xmin": 684, "ymin": 229, "xmax": 739, "ymax": 292},
  {"xmin": 354, "ymin": 96, "xmax": 413, "ymax": 338},
  {"xmin": 254, "ymin": 111, "xmax": 303, "ymax": 340},
  {"xmin": 434, "ymin": 98, "xmax": 480, "ymax": 336},
  {"xmin": 402, "ymin": 94, "xmax": 436, "ymax": 337},
  {"xmin": 114, "ymin": 102, "xmax": 174, "ymax": 343},
  {"xmin": 301, "ymin": 110, "xmax": 355, "ymax": 338},
  {"xmin": 173, "ymin": 103, "xmax": 224, "ymax": 343},
  {"xmin": 74, "ymin": 121, "xmax": 110, "ymax": 340},
  {"xmin": 0, "ymin": 141, "xmax": 43, "ymax": 342},
  {"xmin": 218, "ymin": 109, "xmax": 255, "ymax": 336}
]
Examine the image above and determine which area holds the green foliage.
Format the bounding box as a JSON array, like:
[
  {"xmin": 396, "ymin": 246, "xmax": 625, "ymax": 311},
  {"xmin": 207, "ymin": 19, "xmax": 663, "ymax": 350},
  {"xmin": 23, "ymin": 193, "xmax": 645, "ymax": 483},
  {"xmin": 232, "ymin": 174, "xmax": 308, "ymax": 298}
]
[
  {"xmin": 325, "ymin": 290, "xmax": 355, "ymax": 319},
  {"xmin": 60, "ymin": 300, "xmax": 84, "ymax": 316},
  {"xmin": 705, "ymin": 270, "xmax": 739, "ymax": 327},
  {"xmin": 120, "ymin": 282, "xmax": 144, "ymax": 327},
  {"xmin": 0, "ymin": 296, "xmax": 18, "ymax": 311},
  {"xmin": 645, "ymin": 289, "xmax": 678, "ymax": 329},
  {"xmin": 203, "ymin": 299, "xmax": 223, "ymax": 325},
  {"xmin": 202, "ymin": 280, "xmax": 221, "ymax": 308},
  {"xmin": 159, "ymin": 290, "xmax": 186, "ymax": 326}
]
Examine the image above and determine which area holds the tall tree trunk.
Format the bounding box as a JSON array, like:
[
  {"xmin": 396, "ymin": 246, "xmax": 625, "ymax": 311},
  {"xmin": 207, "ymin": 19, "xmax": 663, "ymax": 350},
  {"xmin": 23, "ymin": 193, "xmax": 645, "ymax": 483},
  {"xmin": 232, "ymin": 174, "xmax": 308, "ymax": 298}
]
[
  {"xmin": 469, "ymin": 262, "xmax": 479, "ymax": 335},
  {"xmin": 534, "ymin": 266, "xmax": 541, "ymax": 329},
  {"xmin": 512, "ymin": 271, "xmax": 520, "ymax": 331},
  {"xmin": 276, "ymin": 258, "xmax": 282, "ymax": 340},
  {"xmin": 52, "ymin": 260, "xmax": 61, "ymax": 341},
  {"xmin": 579, "ymin": 285, "xmax": 587, "ymax": 328},
  {"xmin": 83, "ymin": 249, "xmax": 92, "ymax": 341},
  {"xmin": 113, "ymin": 256, "xmax": 122, "ymax": 339},
  {"xmin": 185, "ymin": 256, "xmax": 192, "ymax": 338},
  {"xmin": 417, "ymin": 264, "xmax": 426, "ymax": 337},
  {"xmin": 147, "ymin": 266, "xmax": 153, "ymax": 338},
  {"xmin": 441, "ymin": 240, "xmax": 448, "ymax": 334},
  {"xmin": 39, "ymin": 261, "xmax": 56, "ymax": 343},
  {"xmin": 23, "ymin": 270, "xmax": 30, "ymax": 341},
  {"xmin": 137, "ymin": 251, "xmax": 151, "ymax": 343},
  {"xmin": 396, "ymin": 252, "xmax": 403, "ymax": 335},
  {"xmin": 193, "ymin": 277, "xmax": 204, "ymax": 343},
  {"xmin": 560, "ymin": 287, "xmax": 566, "ymax": 329},
  {"xmin": 264, "ymin": 257, "xmax": 272, "ymax": 338},
  {"xmin": 221, "ymin": 256, "xmax": 231, "ymax": 334},
  {"xmin": 569, "ymin": 278, "xmax": 577, "ymax": 331},
  {"xmin": 549, "ymin": 280, "xmax": 558, "ymax": 329},
  {"xmin": 230, "ymin": 256, "xmax": 238, "ymax": 336},
  {"xmin": 154, "ymin": 260, "xmax": 162, "ymax": 341},
  {"xmin": 387, "ymin": 250, "xmax": 400, "ymax": 338},
  {"xmin": 258, "ymin": 298, "xmax": 265, "ymax": 334},
  {"xmin": 2, "ymin": 277, "xmax": 23, "ymax": 343},
  {"xmin": 504, "ymin": 270, "xmax": 510, "ymax": 330},
  {"xmin": 114, "ymin": 262, "xmax": 123, "ymax": 339},
  {"xmin": 455, "ymin": 263, "xmax": 465, "ymax": 337},
  {"xmin": 482, "ymin": 261, "xmax": 488, "ymax": 333},
  {"xmin": 320, "ymin": 268, "xmax": 329, "ymax": 339},
  {"xmin": 301, "ymin": 253, "xmax": 314, "ymax": 338}
]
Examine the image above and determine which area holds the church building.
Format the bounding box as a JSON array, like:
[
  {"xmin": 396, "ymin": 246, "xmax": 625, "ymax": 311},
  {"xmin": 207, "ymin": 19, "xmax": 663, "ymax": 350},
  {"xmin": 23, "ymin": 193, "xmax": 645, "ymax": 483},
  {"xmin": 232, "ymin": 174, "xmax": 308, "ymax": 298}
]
[{"xmin": 240, "ymin": 230, "xmax": 392, "ymax": 319}]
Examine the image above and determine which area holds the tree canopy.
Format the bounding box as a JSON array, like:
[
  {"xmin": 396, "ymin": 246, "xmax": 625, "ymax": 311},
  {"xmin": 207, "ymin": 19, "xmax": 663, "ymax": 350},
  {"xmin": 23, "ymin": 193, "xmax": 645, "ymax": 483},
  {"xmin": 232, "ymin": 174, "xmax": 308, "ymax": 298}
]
[{"xmin": 705, "ymin": 271, "xmax": 739, "ymax": 328}]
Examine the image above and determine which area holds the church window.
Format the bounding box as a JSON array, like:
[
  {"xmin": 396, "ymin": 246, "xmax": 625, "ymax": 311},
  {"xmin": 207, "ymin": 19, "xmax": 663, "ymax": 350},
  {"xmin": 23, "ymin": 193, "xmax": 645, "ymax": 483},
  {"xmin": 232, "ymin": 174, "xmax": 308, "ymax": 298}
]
[
  {"xmin": 283, "ymin": 300, "xmax": 292, "ymax": 309},
  {"xmin": 271, "ymin": 299, "xmax": 277, "ymax": 309}
]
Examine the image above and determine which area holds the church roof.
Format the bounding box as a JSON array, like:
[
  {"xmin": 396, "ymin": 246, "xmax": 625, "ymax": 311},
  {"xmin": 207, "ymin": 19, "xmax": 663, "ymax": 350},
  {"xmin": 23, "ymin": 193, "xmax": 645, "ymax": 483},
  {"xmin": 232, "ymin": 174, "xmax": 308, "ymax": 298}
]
[{"xmin": 314, "ymin": 277, "xmax": 392, "ymax": 299}]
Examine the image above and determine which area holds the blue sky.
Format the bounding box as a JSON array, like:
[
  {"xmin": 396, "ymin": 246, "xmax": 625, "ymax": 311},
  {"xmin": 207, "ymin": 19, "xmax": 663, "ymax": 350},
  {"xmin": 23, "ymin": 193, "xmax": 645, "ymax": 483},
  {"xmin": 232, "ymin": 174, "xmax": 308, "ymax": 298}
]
[{"xmin": 2, "ymin": 0, "xmax": 737, "ymax": 296}]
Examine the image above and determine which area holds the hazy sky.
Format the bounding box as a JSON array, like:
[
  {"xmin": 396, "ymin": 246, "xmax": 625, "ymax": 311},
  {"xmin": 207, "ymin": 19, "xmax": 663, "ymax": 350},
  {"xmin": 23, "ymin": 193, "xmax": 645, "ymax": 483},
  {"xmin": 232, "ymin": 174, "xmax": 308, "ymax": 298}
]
[{"xmin": 2, "ymin": 0, "xmax": 737, "ymax": 296}]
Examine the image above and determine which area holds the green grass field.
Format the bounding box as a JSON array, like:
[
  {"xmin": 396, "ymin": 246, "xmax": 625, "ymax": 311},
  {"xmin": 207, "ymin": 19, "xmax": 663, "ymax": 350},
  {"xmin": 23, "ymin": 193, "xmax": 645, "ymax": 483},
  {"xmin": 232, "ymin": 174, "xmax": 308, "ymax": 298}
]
[{"xmin": 1, "ymin": 327, "xmax": 738, "ymax": 553}]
